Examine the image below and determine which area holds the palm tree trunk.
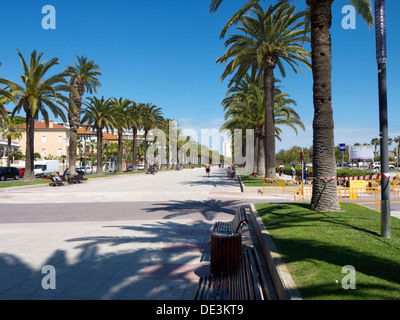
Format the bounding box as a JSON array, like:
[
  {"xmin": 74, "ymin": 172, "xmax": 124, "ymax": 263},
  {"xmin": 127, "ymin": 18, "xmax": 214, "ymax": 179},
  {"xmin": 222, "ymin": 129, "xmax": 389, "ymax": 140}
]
[
  {"xmin": 6, "ymin": 137, "xmax": 11, "ymax": 167},
  {"xmin": 117, "ymin": 130, "xmax": 123, "ymax": 173},
  {"xmin": 264, "ymin": 66, "xmax": 276, "ymax": 178},
  {"xmin": 68, "ymin": 80, "xmax": 83, "ymax": 175},
  {"xmin": 308, "ymin": 0, "xmax": 340, "ymax": 212},
  {"xmin": 132, "ymin": 127, "xmax": 138, "ymax": 171},
  {"xmin": 257, "ymin": 135, "xmax": 266, "ymax": 176},
  {"xmin": 144, "ymin": 129, "xmax": 149, "ymax": 170},
  {"xmin": 24, "ymin": 111, "xmax": 35, "ymax": 181},
  {"xmin": 254, "ymin": 132, "xmax": 259, "ymax": 174},
  {"xmin": 69, "ymin": 129, "xmax": 78, "ymax": 174},
  {"xmin": 96, "ymin": 128, "xmax": 103, "ymax": 174}
]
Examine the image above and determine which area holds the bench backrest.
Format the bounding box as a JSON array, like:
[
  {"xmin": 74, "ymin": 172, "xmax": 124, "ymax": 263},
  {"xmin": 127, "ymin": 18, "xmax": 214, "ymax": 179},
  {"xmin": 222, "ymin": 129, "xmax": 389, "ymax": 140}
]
[
  {"xmin": 211, "ymin": 206, "xmax": 248, "ymax": 234},
  {"xmin": 233, "ymin": 206, "xmax": 248, "ymax": 232}
]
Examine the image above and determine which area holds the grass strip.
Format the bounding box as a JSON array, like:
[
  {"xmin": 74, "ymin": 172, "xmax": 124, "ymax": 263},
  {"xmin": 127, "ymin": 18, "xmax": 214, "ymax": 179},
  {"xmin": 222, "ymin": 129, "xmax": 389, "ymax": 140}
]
[{"xmin": 255, "ymin": 202, "xmax": 400, "ymax": 300}]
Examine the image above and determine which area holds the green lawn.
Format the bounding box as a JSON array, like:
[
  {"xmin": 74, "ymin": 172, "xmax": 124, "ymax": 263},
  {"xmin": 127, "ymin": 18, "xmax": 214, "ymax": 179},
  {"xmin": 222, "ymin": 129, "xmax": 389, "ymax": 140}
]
[
  {"xmin": 0, "ymin": 170, "xmax": 146, "ymax": 188},
  {"xmin": 255, "ymin": 202, "xmax": 400, "ymax": 300},
  {"xmin": 239, "ymin": 174, "xmax": 265, "ymax": 187}
]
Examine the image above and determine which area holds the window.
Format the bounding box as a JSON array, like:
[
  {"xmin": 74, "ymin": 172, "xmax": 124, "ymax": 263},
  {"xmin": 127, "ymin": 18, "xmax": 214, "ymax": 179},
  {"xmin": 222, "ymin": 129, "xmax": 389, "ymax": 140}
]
[
  {"xmin": 58, "ymin": 148, "xmax": 62, "ymax": 156},
  {"xmin": 58, "ymin": 136, "xmax": 62, "ymax": 143},
  {"xmin": 42, "ymin": 135, "xmax": 46, "ymax": 143},
  {"xmin": 42, "ymin": 148, "xmax": 46, "ymax": 156}
]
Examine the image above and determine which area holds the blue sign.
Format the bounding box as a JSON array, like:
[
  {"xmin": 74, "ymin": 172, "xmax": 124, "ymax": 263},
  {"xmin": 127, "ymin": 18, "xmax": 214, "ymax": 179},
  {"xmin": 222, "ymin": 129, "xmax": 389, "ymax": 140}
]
[
  {"xmin": 339, "ymin": 143, "xmax": 346, "ymax": 152},
  {"xmin": 111, "ymin": 158, "xmax": 115, "ymax": 162}
]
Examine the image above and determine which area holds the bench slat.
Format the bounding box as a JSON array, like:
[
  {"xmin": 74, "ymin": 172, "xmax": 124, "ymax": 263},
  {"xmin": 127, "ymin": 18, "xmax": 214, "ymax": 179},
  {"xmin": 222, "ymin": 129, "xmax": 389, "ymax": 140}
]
[{"xmin": 195, "ymin": 246, "xmax": 268, "ymax": 300}]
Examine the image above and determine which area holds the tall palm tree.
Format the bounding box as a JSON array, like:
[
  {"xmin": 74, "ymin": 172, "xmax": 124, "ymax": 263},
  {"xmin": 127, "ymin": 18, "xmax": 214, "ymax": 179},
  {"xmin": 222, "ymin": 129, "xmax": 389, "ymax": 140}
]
[
  {"xmin": 138, "ymin": 103, "xmax": 164, "ymax": 169},
  {"xmin": 393, "ymin": 136, "xmax": 400, "ymax": 169},
  {"xmin": 307, "ymin": 0, "xmax": 372, "ymax": 211},
  {"xmin": 110, "ymin": 97, "xmax": 131, "ymax": 173},
  {"xmin": 65, "ymin": 56, "xmax": 102, "ymax": 175},
  {"xmin": 126, "ymin": 101, "xmax": 142, "ymax": 171},
  {"xmin": 210, "ymin": 0, "xmax": 373, "ymax": 211},
  {"xmin": 0, "ymin": 115, "xmax": 23, "ymax": 166},
  {"xmin": 221, "ymin": 75, "xmax": 304, "ymax": 175},
  {"xmin": 217, "ymin": 3, "xmax": 310, "ymax": 178},
  {"xmin": 8, "ymin": 50, "xmax": 75, "ymax": 181},
  {"xmin": 371, "ymin": 137, "xmax": 380, "ymax": 157},
  {"xmin": 81, "ymin": 96, "xmax": 114, "ymax": 174}
]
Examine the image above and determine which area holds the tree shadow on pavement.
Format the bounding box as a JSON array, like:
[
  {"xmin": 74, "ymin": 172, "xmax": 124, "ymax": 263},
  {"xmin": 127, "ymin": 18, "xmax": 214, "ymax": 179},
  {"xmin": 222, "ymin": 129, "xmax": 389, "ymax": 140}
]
[
  {"xmin": 142, "ymin": 199, "xmax": 244, "ymax": 221},
  {"xmin": 0, "ymin": 220, "xmax": 213, "ymax": 300}
]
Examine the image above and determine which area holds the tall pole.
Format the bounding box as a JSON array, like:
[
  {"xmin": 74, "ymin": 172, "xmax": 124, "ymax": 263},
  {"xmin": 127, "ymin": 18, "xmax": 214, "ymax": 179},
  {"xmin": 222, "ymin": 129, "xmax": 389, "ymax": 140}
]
[{"xmin": 375, "ymin": 0, "xmax": 390, "ymax": 238}]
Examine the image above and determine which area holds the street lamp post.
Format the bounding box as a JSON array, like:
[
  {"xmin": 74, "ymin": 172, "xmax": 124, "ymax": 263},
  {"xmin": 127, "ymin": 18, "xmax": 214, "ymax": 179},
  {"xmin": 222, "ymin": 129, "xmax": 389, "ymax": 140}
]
[{"xmin": 375, "ymin": 0, "xmax": 390, "ymax": 238}]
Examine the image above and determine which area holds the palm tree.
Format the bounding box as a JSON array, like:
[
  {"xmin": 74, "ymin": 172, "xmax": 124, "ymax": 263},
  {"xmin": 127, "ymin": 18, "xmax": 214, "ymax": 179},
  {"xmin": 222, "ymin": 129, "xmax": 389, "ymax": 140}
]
[
  {"xmin": 126, "ymin": 101, "xmax": 142, "ymax": 171},
  {"xmin": 221, "ymin": 75, "xmax": 305, "ymax": 175},
  {"xmin": 81, "ymin": 96, "xmax": 114, "ymax": 174},
  {"xmin": 371, "ymin": 137, "xmax": 380, "ymax": 157},
  {"xmin": 110, "ymin": 97, "xmax": 131, "ymax": 173},
  {"xmin": 210, "ymin": 0, "xmax": 373, "ymax": 211},
  {"xmin": 8, "ymin": 50, "xmax": 75, "ymax": 181},
  {"xmin": 307, "ymin": 0, "xmax": 372, "ymax": 211},
  {"xmin": 393, "ymin": 136, "xmax": 400, "ymax": 169},
  {"xmin": 138, "ymin": 103, "xmax": 164, "ymax": 169},
  {"xmin": 217, "ymin": 3, "xmax": 310, "ymax": 178},
  {"xmin": 0, "ymin": 115, "xmax": 23, "ymax": 166},
  {"xmin": 65, "ymin": 56, "xmax": 102, "ymax": 175}
]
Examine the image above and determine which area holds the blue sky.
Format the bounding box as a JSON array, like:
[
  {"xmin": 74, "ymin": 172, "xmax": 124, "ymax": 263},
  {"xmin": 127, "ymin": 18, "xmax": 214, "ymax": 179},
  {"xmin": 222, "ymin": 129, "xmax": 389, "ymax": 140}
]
[{"xmin": 0, "ymin": 0, "xmax": 399, "ymax": 153}]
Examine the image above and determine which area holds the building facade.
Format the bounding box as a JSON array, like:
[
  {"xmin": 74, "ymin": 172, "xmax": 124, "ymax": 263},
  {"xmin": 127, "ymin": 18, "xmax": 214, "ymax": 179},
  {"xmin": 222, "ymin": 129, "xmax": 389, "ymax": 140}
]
[{"xmin": 16, "ymin": 119, "xmax": 69, "ymax": 158}]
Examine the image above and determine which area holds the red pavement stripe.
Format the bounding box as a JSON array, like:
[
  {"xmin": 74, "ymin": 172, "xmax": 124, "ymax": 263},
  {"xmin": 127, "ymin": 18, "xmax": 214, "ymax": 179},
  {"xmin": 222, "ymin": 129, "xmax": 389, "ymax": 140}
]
[
  {"xmin": 174, "ymin": 229, "xmax": 209, "ymax": 236},
  {"xmin": 161, "ymin": 242, "xmax": 205, "ymax": 253},
  {"xmin": 138, "ymin": 263, "xmax": 209, "ymax": 280}
]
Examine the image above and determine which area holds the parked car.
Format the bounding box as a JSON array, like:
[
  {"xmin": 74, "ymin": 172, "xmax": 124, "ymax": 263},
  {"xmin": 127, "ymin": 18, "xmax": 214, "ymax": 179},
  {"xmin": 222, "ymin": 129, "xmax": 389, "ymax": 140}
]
[
  {"xmin": 138, "ymin": 164, "xmax": 144, "ymax": 170},
  {"xmin": 78, "ymin": 166, "xmax": 92, "ymax": 174},
  {"xmin": 0, "ymin": 167, "xmax": 21, "ymax": 181},
  {"xmin": 372, "ymin": 162, "xmax": 395, "ymax": 170},
  {"xmin": 125, "ymin": 165, "xmax": 133, "ymax": 172},
  {"xmin": 372, "ymin": 162, "xmax": 380, "ymax": 169}
]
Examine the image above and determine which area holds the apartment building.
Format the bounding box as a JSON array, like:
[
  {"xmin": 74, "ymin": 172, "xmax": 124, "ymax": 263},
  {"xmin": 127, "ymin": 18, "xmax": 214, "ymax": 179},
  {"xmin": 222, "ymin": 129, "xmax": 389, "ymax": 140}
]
[{"xmin": 16, "ymin": 119, "xmax": 69, "ymax": 158}]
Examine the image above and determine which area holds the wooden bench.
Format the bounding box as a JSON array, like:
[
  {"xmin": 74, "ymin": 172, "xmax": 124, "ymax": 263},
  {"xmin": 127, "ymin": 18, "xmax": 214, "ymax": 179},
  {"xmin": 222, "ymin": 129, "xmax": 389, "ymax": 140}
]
[
  {"xmin": 212, "ymin": 206, "xmax": 248, "ymax": 234},
  {"xmin": 49, "ymin": 176, "xmax": 64, "ymax": 187},
  {"xmin": 68, "ymin": 174, "xmax": 88, "ymax": 184},
  {"xmin": 194, "ymin": 246, "xmax": 270, "ymax": 300},
  {"xmin": 73, "ymin": 174, "xmax": 88, "ymax": 183}
]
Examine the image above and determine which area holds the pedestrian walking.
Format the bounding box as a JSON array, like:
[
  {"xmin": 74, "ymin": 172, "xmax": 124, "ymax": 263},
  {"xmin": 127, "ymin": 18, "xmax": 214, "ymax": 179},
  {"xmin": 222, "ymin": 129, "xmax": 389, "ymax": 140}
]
[
  {"xmin": 205, "ymin": 164, "xmax": 211, "ymax": 177},
  {"xmin": 290, "ymin": 166, "xmax": 296, "ymax": 180},
  {"xmin": 279, "ymin": 165, "xmax": 284, "ymax": 177}
]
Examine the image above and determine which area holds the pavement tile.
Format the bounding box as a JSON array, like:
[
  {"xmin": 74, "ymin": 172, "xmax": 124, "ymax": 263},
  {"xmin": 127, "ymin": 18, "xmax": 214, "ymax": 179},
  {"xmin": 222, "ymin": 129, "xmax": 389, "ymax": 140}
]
[{"xmin": 0, "ymin": 168, "xmax": 280, "ymax": 300}]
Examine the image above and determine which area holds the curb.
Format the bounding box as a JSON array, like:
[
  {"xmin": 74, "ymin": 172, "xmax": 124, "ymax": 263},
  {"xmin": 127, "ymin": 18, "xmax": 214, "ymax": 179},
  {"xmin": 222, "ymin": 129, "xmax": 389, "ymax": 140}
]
[{"xmin": 249, "ymin": 203, "xmax": 302, "ymax": 300}]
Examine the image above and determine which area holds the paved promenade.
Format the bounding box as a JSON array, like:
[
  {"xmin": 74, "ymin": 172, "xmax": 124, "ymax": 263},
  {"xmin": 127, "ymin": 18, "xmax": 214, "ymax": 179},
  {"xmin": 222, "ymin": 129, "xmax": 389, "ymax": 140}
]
[{"xmin": 0, "ymin": 167, "xmax": 290, "ymax": 300}]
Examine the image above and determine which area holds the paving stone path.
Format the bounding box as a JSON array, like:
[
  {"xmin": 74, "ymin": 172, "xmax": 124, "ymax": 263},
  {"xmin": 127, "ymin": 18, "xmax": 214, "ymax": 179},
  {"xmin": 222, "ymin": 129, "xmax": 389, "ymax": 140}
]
[{"xmin": 0, "ymin": 167, "xmax": 287, "ymax": 300}]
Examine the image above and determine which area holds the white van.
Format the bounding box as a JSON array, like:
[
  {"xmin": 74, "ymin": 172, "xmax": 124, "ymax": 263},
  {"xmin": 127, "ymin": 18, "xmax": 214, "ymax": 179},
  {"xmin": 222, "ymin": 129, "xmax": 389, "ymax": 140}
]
[{"xmin": 34, "ymin": 160, "xmax": 60, "ymax": 178}]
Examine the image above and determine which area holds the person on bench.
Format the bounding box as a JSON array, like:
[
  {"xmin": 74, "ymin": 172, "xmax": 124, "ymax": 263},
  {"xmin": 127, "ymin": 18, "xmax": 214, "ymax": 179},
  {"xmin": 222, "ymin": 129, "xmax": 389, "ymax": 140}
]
[{"xmin": 51, "ymin": 171, "xmax": 62, "ymax": 182}]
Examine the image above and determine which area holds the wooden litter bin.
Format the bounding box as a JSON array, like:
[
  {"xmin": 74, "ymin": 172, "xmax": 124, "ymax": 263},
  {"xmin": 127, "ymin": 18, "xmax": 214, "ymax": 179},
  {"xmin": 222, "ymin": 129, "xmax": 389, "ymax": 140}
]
[{"xmin": 210, "ymin": 231, "xmax": 242, "ymax": 276}]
